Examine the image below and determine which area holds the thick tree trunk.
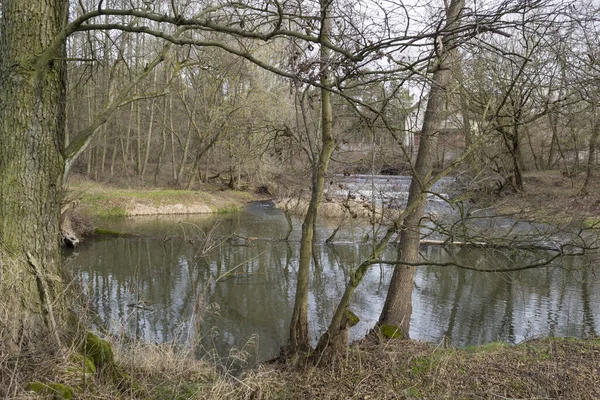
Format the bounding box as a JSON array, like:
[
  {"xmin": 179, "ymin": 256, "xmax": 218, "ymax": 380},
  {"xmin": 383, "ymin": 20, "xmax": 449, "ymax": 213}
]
[
  {"xmin": 0, "ymin": 0, "xmax": 71, "ymax": 355},
  {"xmin": 288, "ymin": 0, "xmax": 335, "ymax": 355},
  {"xmin": 378, "ymin": 0, "xmax": 464, "ymax": 336}
]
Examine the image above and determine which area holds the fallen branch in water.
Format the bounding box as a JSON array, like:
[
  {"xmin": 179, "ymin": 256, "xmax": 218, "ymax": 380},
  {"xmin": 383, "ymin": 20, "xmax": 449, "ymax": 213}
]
[{"xmin": 419, "ymin": 239, "xmax": 562, "ymax": 252}]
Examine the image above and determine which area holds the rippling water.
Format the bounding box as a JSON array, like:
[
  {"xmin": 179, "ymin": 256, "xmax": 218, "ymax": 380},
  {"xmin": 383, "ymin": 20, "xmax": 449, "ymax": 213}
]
[{"xmin": 67, "ymin": 196, "xmax": 600, "ymax": 363}]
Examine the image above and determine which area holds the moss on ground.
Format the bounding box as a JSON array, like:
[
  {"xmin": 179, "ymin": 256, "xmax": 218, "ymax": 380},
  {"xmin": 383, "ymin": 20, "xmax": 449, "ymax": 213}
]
[
  {"xmin": 26, "ymin": 382, "xmax": 74, "ymax": 399},
  {"xmin": 378, "ymin": 324, "xmax": 403, "ymax": 339}
]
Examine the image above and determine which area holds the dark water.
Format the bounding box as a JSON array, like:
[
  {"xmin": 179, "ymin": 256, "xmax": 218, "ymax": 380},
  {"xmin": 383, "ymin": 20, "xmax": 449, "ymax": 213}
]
[{"xmin": 67, "ymin": 198, "xmax": 600, "ymax": 363}]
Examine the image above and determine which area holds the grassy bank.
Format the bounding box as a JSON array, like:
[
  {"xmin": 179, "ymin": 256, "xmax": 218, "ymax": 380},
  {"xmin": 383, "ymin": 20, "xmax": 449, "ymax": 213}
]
[
  {"xmin": 67, "ymin": 182, "xmax": 259, "ymax": 219},
  {"xmin": 9, "ymin": 337, "xmax": 599, "ymax": 399}
]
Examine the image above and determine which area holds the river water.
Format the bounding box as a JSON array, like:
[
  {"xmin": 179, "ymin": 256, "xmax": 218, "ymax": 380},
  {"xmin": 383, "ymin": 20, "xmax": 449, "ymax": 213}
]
[{"xmin": 67, "ymin": 176, "xmax": 600, "ymax": 363}]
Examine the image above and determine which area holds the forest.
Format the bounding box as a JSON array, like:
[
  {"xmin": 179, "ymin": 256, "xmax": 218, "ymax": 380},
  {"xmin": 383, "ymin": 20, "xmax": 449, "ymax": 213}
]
[{"xmin": 1, "ymin": 0, "xmax": 599, "ymax": 398}]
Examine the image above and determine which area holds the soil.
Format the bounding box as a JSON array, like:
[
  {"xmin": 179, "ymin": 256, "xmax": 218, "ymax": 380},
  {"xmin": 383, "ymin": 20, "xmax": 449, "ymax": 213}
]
[{"xmin": 480, "ymin": 170, "xmax": 600, "ymax": 224}]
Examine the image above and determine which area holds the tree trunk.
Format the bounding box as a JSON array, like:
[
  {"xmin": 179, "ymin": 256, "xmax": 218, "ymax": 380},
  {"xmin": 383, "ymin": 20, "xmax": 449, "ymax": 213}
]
[
  {"xmin": 288, "ymin": 0, "xmax": 336, "ymax": 355},
  {"xmin": 170, "ymin": 92, "xmax": 178, "ymax": 183},
  {"xmin": 378, "ymin": 0, "xmax": 464, "ymax": 337},
  {"xmin": 141, "ymin": 69, "xmax": 158, "ymax": 184},
  {"xmin": 154, "ymin": 93, "xmax": 169, "ymax": 185},
  {"xmin": 0, "ymin": 0, "xmax": 71, "ymax": 355},
  {"xmin": 512, "ymin": 125, "xmax": 524, "ymax": 192},
  {"xmin": 120, "ymin": 102, "xmax": 135, "ymax": 176},
  {"xmin": 581, "ymin": 117, "xmax": 599, "ymax": 195}
]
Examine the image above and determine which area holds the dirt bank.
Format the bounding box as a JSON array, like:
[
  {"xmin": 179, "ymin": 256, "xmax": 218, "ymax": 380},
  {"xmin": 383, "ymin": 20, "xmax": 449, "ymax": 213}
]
[
  {"xmin": 484, "ymin": 170, "xmax": 600, "ymax": 226},
  {"xmin": 68, "ymin": 183, "xmax": 262, "ymax": 218}
]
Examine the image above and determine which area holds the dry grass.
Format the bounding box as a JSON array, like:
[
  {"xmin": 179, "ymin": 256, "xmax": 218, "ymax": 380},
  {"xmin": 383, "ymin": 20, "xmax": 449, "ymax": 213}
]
[
  {"xmin": 491, "ymin": 170, "xmax": 600, "ymax": 224},
  {"xmin": 242, "ymin": 337, "xmax": 600, "ymax": 400},
  {"xmin": 2, "ymin": 316, "xmax": 599, "ymax": 399}
]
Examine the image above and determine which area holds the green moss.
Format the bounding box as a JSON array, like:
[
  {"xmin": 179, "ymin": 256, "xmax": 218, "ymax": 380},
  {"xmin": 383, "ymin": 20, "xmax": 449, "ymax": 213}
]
[
  {"xmin": 84, "ymin": 332, "xmax": 114, "ymax": 370},
  {"xmin": 379, "ymin": 324, "xmax": 402, "ymax": 339},
  {"xmin": 345, "ymin": 309, "xmax": 360, "ymax": 328},
  {"xmin": 82, "ymin": 332, "xmax": 145, "ymax": 396},
  {"xmin": 26, "ymin": 381, "xmax": 74, "ymax": 399},
  {"xmin": 72, "ymin": 354, "xmax": 97, "ymax": 375}
]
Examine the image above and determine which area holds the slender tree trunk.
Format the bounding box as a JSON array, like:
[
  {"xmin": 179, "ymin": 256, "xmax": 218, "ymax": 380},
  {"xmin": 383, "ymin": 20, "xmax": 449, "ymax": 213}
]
[
  {"xmin": 547, "ymin": 112, "xmax": 560, "ymax": 168},
  {"xmin": 155, "ymin": 93, "xmax": 169, "ymax": 185},
  {"xmin": 136, "ymin": 97, "xmax": 142, "ymax": 175},
  {"xmin": 581, "ymin": 117, "xmax": 599, "ymax": 195},
  {"xmin": 101, "ymin": 128, "xmax": 108, "ymax": 177},
  {"xmin": 288, "ymin": 0, "xmax": 335, "ymax": 354},
  {"xmin": 0, "ymin": 0, "xmax": 72, "ymax": 355},
  {"xmin": 512, "ymin": 124, "xmax": 524, "ymax": 191},
  {"xmin": 110, "ymin": 138, "xmax": 118, "ymax": 176},
  {"xmin": 121, "ymin": 102, "xmax": 135, "ymax": 176},
  {"xmin": 141, "ymin": 69, "xmax": 158, "ymax": 184},
  {"xmin": 86, "ymin": 85, "xmax": 95, "ymax": 176},
  {"xmin": 378, "ymin": 0, "xmax": 464, "ymax": 337},
  {"xmin": 525, "ymin": 126, "xmax": 540, "ymax": 171},
  {"xmin": 169, "ymin": 93, "xmax": 178, "ymax": 183},
  {"xmin": 177, "ymin": 122, "xmax": 193, "ymax": 186}
]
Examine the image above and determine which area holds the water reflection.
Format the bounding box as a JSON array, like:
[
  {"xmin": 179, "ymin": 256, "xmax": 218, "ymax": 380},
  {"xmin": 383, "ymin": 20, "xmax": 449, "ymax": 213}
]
[{"xmin": 68, "ymin": 202, "xmax": 600, "ymax": 362}]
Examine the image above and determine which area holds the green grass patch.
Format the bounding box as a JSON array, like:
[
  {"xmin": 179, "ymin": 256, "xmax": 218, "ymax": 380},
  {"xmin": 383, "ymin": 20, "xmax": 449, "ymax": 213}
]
[
  {"xmin": 464, "ymin": 341, "xmax": 508, "ymax": 353},
  {"xmin": 94, "ymin": 206, "xmax": 128, "ymax": 218},
  {"xmin": 70, "ymin": 183, "xmax": 254, "ymax": 218},
  {"xmin": 410, "ymin": 356, "xmax": 433, "ymax": 374}
]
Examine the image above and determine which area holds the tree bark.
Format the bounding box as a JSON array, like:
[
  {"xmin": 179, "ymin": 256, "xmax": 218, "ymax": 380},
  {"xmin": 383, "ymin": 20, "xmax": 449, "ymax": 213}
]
[
  {"xmin": 0, "ymin": 0, "xmax": 71, "ymax": 354},
  {"xmin": 378, "ymin": 0, "xmax": 464, "ymax": 337},
  {"xmin": 288, "ymin": 0, "xmax": 335, "ymax": 355},
  {"xmin": 581, "ymin": 117, "xmax": 599, "ymax": 195}
]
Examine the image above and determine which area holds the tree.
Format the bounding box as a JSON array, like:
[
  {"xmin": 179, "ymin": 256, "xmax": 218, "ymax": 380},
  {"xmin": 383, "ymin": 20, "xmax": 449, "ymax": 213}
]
[
  {"xmin": 0, "ymin": 0, "xmax": 72, "ymax": 354},
  {"xmin": 377, "ymin": 0, "xmax": 465, "ymax": 337},
  {"xmin": 287, "ymin": 0, "xmax": 336, "ymax": 354}
]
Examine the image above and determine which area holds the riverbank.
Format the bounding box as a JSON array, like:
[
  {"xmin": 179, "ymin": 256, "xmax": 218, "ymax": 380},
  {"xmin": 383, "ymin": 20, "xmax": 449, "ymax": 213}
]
[
  {"xmin": 12, "ymin": 336, "xmax": 599, "ymax": 399},
  {"xmin": 69, "ymin": 183, "xmax": 259, "ymax": 218},
  {"xmin": 483, "ymin": 170, "xmax": 600, "ymax": 228}
]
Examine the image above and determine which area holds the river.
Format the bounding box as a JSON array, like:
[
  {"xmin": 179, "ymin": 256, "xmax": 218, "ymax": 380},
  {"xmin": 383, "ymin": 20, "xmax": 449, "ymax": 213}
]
[{"xmin": 66, "ymin": 176, "xmax": 600, "ymax": 364}]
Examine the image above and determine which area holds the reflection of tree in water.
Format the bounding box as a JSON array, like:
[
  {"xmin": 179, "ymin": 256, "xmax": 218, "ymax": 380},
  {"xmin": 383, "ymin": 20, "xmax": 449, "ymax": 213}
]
[
  {"xmin": 412, "ymin": 246, "xmax": 600, "ymax": 346},
  {"xmin": 72, "ymin": 212, "xmax": 600, "ymax": 361},
  {"xmin": 581, "ymin": 268, "xmax": 597, "ymax": 336}
]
